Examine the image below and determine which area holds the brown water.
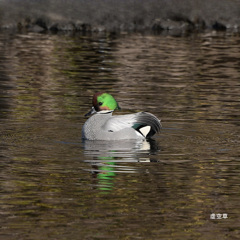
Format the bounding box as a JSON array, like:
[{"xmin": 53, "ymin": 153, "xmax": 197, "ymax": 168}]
[{"xmin": 0, "ymin": 31, "xmax": 240, "ymax": 239}]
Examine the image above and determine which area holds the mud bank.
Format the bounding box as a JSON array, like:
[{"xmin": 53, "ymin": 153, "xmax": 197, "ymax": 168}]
[{"xmin": 1, "ymin": 0, "xmax": 240, "ymax": 34}]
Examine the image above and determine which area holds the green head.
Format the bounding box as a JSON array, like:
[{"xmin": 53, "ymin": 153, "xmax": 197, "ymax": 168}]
[
  {"xmin": 93, "ymin": 92, "xmax": 120, "ymax": 111},
  {"xmin": 85, "ymin": 92, "xmax": 120, "ymax": 116}
]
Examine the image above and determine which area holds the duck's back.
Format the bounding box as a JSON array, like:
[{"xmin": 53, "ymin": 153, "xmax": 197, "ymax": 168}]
[{"xmin": 82, "ymin": 111, "xmax": 161, "ymax": 141}]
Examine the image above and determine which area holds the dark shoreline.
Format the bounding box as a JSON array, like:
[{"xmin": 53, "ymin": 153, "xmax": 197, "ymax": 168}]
[{"xmin": 1, "ymin": 0, "xmax": 240, "ymax": 35}]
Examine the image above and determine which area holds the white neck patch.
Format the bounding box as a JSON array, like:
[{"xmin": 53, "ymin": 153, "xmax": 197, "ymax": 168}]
[{"xmin": 98, "ymin": 110, "xmax": 113, "ymax": 114}]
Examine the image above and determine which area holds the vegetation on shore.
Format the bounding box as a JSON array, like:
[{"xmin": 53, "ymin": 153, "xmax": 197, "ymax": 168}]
[{"xmin": 0, "ymin": 0, "xmax": 240, "ymax": 33}]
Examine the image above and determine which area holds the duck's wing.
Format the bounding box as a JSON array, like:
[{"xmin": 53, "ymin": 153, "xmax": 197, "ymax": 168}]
[
  {"xmin": 132, "ymin": 112, "xmax": 162, "ymax": 138},
  {"xmin": 102, "ymin": 112, "xmax": 161, "ymax": 138}
]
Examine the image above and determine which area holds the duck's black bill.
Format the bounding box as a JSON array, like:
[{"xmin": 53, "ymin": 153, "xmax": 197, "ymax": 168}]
[{"xmin": 84, "ymin": 107, "xmax": 96, "ymax": 117}]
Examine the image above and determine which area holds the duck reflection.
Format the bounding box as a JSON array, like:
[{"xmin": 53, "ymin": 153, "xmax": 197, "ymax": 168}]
[{"xmin": 83, "ymin": 139, "xmax": 160, "ymax": 192}]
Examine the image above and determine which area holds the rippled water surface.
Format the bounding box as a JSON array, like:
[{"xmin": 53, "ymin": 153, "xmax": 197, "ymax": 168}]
[{"xmin": 0, "ymin": 31, "xmax": 240, "ymax": 239}]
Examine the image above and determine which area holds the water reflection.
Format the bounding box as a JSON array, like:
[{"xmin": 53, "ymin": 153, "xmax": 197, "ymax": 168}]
[
  {"xmin": 83, "ymin": 139, "xmax": 160, "ymax": 192},
  {"xmin": 83, "ymin": 139, "xmax": 159, "ymax": 158}
]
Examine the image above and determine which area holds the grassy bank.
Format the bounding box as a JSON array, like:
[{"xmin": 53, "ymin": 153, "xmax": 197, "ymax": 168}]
[{"xmin": 0, "ymin": 0, "xmax": 240, "ymax": 33}]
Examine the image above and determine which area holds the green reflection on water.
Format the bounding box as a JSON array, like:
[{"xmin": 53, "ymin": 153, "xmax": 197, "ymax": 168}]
[{"xmin": 97, "ymin": 159, "xmax": 116, "ymax": 192}]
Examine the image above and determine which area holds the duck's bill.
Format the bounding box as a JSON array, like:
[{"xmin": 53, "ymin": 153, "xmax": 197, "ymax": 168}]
[{"xmin": 85, "ymin": 107, "xmax": 96, "ymax": 117}]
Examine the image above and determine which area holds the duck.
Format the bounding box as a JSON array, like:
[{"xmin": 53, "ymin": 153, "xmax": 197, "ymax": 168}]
[{"xmin": 82, "ymin": 92, "xmax": 161, "ymax": 140}]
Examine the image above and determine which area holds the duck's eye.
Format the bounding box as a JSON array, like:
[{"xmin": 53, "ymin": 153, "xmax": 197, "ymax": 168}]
[{"xmin": 99, "ymin": 102, "xmax": 103, "ymax": 106}]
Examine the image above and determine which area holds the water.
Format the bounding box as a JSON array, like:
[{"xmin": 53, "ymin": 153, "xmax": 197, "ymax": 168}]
[{"xmin": 0, "ymin": 31, "xmax": 240, "ymax": 239}]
